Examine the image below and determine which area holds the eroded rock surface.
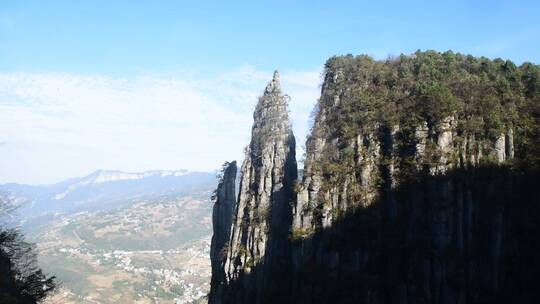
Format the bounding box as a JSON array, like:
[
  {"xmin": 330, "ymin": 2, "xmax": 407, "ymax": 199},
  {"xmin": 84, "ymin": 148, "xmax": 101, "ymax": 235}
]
[
  {"xmin": 210, "ymin": 71, "xmax": 297, "ymax": 304},
  {"xmin": 209, "ymin": 161, "xmax": 237, "ymax": 304}
]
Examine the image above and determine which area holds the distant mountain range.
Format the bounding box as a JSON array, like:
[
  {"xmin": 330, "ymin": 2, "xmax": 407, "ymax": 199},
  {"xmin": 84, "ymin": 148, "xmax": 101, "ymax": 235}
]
[{"xmin": 0, "ymin": 169, "xmax": 217, "ymax": 217}]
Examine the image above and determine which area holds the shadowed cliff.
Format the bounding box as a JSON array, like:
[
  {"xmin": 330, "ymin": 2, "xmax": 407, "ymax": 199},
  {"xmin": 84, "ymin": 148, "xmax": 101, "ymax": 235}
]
[
  {"xmin": 289, "ymin": 166, "xmax": 540, "ymax": 304},
  {"xmin": 216, "ymin": 166, "xmax": 540, "ymax": 304}
]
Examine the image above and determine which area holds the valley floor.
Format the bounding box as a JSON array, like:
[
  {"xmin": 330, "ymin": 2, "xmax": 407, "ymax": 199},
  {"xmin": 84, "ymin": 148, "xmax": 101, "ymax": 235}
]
[{"xmin": 27, "ymin": 195, "xmax": 212, "ymax": 304}]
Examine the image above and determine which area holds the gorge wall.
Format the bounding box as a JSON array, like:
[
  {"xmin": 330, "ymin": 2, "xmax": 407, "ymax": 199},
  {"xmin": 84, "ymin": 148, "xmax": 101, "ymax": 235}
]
[{"xmin": 209, "ymin": 51, "xmax": 540, "ymax": 304}]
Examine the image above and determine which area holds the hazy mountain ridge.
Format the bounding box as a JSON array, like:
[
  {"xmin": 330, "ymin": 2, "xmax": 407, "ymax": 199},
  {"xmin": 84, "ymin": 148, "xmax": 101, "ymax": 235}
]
[{"xmin": 0, "ymin": 169, "xmax": 216, "ymax": 218}]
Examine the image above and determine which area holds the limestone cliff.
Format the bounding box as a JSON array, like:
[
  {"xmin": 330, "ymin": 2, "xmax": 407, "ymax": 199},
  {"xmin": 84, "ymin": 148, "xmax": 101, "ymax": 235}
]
[
  {"xmin": 210, "ymin": 52, "xmax": 540, "ymax": 304},
  {"xmin": 209, "ymin": 71, "xmax": 297, "ymax": 304},
  {"xmin": 209, "ymin": 161, "xmax": 236, "ymax": 303},
  {"xmin": 289, "ymin": 53, "xmax": 539, "ymax": 304}
]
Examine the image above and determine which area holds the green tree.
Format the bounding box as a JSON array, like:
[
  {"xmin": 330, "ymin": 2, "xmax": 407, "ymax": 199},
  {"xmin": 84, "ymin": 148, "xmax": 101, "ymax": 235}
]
[{"xmin": 0, "ymin": 195, "xmax": 56, "ymax": 304}]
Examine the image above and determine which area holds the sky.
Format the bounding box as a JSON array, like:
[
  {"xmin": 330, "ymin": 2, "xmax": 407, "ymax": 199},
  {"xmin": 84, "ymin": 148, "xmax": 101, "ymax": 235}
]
[{"xmin": 0, "ymin": 0, "xmax": 539, "ymax": 184}]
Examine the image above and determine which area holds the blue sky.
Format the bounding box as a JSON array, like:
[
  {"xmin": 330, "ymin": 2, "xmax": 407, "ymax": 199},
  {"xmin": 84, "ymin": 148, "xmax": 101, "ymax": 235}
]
[
  {"xmin": 2, "ymin": 0, "xmax": 539, "ymax": 74},
  {"xmin": 0, "ymin": 0, "xmax": 539, "ymax": 184}
]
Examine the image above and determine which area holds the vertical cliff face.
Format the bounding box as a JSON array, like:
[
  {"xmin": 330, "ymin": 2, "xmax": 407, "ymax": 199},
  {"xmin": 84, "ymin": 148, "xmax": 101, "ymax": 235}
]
[
  {"xmin": 210, "ymin": 71, "xmax": 297, "ymax": 304},
  {"xmin": 289, "ymin": 53, "xmax": 540, "ymax": 304},
  {"xmin": 209, "ymin": 161, "xmax": 237, "ymax": 304},
  {"xmin": 210, "ymin": 52, "xmax": 540, "ymax": 304}
]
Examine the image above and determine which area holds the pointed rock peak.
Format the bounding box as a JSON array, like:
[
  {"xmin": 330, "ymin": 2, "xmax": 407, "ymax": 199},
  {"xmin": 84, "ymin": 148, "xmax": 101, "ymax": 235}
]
[
  {"xmin": 272, "ymin": 70, "xmax": 280, "ymax": 84},
  {"xmin": 265, "ymin": 70, "xmax": 281, "ymax": 94},
  {"xmin": 254, "ymin": 70, "xmax": 290, "ymax": 123}
]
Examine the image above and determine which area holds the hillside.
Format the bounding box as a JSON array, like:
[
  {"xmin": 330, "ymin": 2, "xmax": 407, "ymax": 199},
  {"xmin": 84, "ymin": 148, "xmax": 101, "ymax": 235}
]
[
  {"xmin": 1, "ymin": 170, "xmax": 218, "ymax": 303},
  {"xmin": 38, "ymin": 194, "xmax": 212, "ymax": 304}
]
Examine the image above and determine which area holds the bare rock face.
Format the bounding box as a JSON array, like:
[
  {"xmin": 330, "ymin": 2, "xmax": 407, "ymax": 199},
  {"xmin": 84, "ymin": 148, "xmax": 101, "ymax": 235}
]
[
  {"xmin": 434, "ymin": 116, "xmax": 456, "ymax": 174},
  {"xmin": 210, "ymin": 71, "xmax": 297, "ymax": 304},
  {"xmin": 495, "ymin": 133, "xmax": 506, "ymax": 163},
  {"xmin": 209, "ymin": 161, "xmax": 237, "ymax": 304}
]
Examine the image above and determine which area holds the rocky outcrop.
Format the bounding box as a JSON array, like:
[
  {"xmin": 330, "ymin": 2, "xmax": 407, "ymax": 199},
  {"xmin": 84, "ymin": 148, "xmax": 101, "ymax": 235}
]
[
  {"xmin": 209, "ymin": 52, "xmax": 540, "ymax": 304},
  {"xmin": 289, "ymin": 113, "xmax": 529, "ymax": 303},
  {"xmin": 287, "ymin": 54, "xmax": 540, "ymax": 304},
  {"xmin": 209, "ymin": 161, "xmax": 237, "ymax": 304},
  {"xmin": 210, "ymin": 71, "xmax": 297, "ymax": 304}
]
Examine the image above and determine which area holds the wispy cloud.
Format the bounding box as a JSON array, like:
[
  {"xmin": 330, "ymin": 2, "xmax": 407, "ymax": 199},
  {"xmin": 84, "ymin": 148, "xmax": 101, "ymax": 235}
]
[{"xmin": 0, "ymin": 66, "xmax": 321, "ymax": 184}]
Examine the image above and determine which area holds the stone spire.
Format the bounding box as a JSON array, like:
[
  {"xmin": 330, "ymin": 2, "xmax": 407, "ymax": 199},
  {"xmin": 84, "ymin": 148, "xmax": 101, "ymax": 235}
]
[
  {"xmin": 211, "ymin": 70, "xmax": 297, "ymax": 304},
  {"xmin": 265, "ymin": 70, "xmax": 280, "ymax": 93}
]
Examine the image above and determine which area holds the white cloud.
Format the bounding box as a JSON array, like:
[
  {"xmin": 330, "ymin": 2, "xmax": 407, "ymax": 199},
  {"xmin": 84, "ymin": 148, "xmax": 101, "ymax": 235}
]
[{"xmin": 0, "ymin": 66, "xmax": 321, "ymax": 184}]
